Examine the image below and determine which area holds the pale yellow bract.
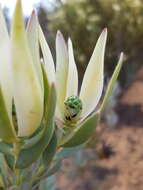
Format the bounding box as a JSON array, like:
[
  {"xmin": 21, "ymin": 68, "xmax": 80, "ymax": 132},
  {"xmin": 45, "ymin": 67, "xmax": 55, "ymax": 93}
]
[
  {"xmin": 39, "ymin": 25, "xmax": 107, "ymax": 124},
  {"xmin": 0, "ymin": 0, "xmax": 44, "ymax": 138}
]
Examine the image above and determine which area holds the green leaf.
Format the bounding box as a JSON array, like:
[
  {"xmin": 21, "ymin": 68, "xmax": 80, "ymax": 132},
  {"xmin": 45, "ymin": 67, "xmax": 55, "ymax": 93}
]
[
  {"xmin": 21, "ymin": 125, "xmax": 45, "ymax": 150},
  {"xmin": 16, "ymin": 84, "xmax": 56, "ymax": 168},
  {"xmin": 42, "ymin": 64, "xmax": 50, "ymax": 120},
  {"xmin": 16, "ymin": 121, "xmax": 55, "ymax": 168},
  {"xmin": 42, "ymin": 160, "xmax": 62, "ymax": 179},
  {"xmin": 0, "ymin": 88, "xmax": 17, "ymax": 142},
  {"xmin": 4, "ymin": 154, "xmax": 15, "ymax": 170},
  {"xmin": 31, "ymin": 160, "xmax": 61, "ymax": 189},
  {"xmin": 0, "ymin": 154, "xmax": 8, "ymax": 186},
  {"xmin": 0, "ymin": 142, "xmax": 12, "ymax": 155},
  {"xmin": 60, "ymin": 112, "xmax": 100, "ymax": 147},
  {"xmin": 55, "ymin": 145, "xmax": 83, "ymax": 160},
  {"xmin": 39, "ymin": 176, "xmax": 56, "ymax": 190},
  {"xmin": 43, "ymin": 132, "xmax": 57, "ymax": 168},
  {"xmin": 0, "ymin": 142, "xmax": 14, "ymax": 170},
  {"xmin": 0, "ymin": 173, "xmax": 5, "ymax": 190},
  {"xmin": 99, "ymin": 52, "xmax": 124, "ymax": 113}
]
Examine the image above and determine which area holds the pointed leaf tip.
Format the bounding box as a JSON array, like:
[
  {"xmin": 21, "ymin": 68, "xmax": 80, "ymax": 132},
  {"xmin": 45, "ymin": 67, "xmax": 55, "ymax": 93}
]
[
  {"xmin": 101, "ymin": 28, "xmax": 108, "ymax": 38},
  {"xmin": 99, "ymin": 52, "xmax": 124, "ymax": 113},
  {"xmin": 56, "ymin": 30, "xmax": 65, "ymax": 44},
  {"xmin": 39, "ymin": 25, "xmax": 55, "ymax": 84},
  {"xmin": 120, "ymin": 52, "xmax": 124, "ymax": 59},
  {"xmin": 32, "ymin": 9, "xmax": 36, "ymax": 14},
  {"xmin": 57, "ymin": 30, "xmax": 62, "ymax": 36},
  {"xmin": 12, "ymin": 0, "xmax": 24, "ymax": 39},
  {"xmin": 103, "ymin": 28, "xmax": 107, "ymax": 32},
  {"xmin": 68, "ymin": 37, "xmax": 72, "ymax": 45},
  {"xmin": 26, "ymin": 8, "xmax": 43, "ymax": 90},
  {"xmin": 66, "ymin": 37, "xmax": 78, "ymax": 97},
  {"xmin": 79, "ymin": 29, "xmax": 107, "ymax": 120},
  {"xmin": 15, "ymin": 0, "xmax": 22, "ymax": 10},
  {"xmin": 56, "ymin": 30, "xmax": 68, "ymax": 119}
]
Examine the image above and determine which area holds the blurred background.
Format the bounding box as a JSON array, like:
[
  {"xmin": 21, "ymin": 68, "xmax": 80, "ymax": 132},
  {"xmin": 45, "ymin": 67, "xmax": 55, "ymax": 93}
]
[{"xmin": 2, "ymin": 0, "xmax": 143, "ymax": 189}]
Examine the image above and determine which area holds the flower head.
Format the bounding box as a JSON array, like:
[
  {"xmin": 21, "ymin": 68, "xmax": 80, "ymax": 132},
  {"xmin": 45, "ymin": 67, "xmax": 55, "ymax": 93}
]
[
  {"xmin": 55, "ymin": 29, "xmax": 107, "ymax": 126},
  {"xmin": 64, "ymin": 95, "xmax": 82, "ymax": 124},
  {"xmin": 39, "ymin": 24, "xmax": 123, "ymax": 147},
  {"xmin": 40, "ymin": 29, "xmax": 107, "ymax": 125}
]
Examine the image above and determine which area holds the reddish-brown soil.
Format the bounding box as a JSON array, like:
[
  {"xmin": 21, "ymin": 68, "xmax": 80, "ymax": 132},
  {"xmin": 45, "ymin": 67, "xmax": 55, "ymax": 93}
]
[{"xmin": 56, "ymin": 68, "xmax": 143, "ymax": 190}]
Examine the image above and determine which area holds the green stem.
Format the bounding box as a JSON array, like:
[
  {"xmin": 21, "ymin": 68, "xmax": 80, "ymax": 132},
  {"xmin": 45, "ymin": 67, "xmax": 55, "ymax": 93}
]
[{"xmin": 12, "ymin": 140, "xmax": 23, "ymax": 188}]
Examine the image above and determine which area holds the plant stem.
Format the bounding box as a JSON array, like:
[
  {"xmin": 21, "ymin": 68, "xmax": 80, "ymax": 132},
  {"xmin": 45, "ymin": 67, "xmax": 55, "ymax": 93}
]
[{"xmin": 12, "ymin": 140, "xmax": 23, "ymax": 188}]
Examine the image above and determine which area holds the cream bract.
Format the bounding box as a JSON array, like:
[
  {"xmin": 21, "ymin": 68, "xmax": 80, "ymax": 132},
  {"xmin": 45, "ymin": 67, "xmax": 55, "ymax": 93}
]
[{"xmin": 55, "ymin": 29, "xmax": 107, "ymax": 126}]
